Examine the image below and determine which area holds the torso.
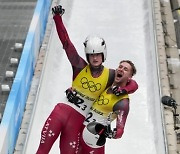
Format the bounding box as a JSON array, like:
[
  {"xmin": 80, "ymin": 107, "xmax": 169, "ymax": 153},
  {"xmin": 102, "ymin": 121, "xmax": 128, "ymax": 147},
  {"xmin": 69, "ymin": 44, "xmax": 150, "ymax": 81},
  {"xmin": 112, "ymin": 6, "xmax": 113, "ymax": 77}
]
[
  {"xmin": 70, "ymin": 65, "xmax": 110, "ymax": 116},
  {"xmin": 84, "ymin": 88, "xmax": 129, "ymax": 125}
]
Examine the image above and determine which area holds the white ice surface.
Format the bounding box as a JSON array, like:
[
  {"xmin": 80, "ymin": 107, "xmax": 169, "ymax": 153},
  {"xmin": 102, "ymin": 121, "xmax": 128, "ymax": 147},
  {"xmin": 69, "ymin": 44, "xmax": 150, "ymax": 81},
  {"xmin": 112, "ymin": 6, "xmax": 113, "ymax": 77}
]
[{"xmin": 24, "ymin": 0, "xmax": 166, "ymax": 154}]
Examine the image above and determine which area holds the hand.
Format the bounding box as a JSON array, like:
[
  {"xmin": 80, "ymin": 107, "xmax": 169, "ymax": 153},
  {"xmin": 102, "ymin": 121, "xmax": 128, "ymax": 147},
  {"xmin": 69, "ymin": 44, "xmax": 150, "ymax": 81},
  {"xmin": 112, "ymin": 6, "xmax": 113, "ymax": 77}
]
[
  {"xmin": 65, "ymin": 88, "xmax": 78, "ymax": 103},
  {"xmin": 96, "ymin": 124, "xmax": 114, "ymax": 139},
  {"xmin": 104, "ymin": 128, "xmax": 117, "ymax": 139},
  {"xmin": 52, "ymin": 5, "xmax": 65, "ymax": 16},
  {"xmin": 103, "ymin": 126, "xmax": 113, "ymax": 139},
  {"xmin": 112, "ymin": 86, "xmax": 127, "ymax": 96},
  {"xmin": 97, "ymin": 128, "xmax": 117, "ymax": 146}
]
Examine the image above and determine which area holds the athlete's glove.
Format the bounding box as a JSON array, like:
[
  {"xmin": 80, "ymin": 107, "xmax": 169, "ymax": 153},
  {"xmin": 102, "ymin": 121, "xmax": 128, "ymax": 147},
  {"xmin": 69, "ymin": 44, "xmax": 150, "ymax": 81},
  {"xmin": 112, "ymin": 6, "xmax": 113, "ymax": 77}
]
[
  {"xmin": 112, "ymin": 86, "xmax": 127, "ymax": 96},
  {"xmin": 65, "ymin": 88, "xmax": 78, "ymax": 104},
  {"xmin": 52, "ymin": 5, "xmax": 65, "ymax": 16},
  {"xmin": 87, "ymin": 122, "xmax": 116, "ymax": 146},
  {"xmin": 96, "ymin": 125, "xmax": 117, "ymax": 146},
  {"xmin": 103, "ymin": 127, "xmax": 117, "ymax": 139},
  {"xmin": 96, "ymin": 124, "xmax": 116, "ymax": 139},
  {"xmin": 65, "ymin": 88, "xmax": 84, "ymax": 105}
]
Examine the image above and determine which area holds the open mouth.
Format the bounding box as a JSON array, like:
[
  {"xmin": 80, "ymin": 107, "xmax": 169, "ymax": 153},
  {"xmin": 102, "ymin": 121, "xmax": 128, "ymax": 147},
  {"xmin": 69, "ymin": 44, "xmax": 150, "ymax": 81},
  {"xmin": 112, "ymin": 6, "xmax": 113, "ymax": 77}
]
[{"xmin": 117, "ymin": 73, "xmax": 122, "ymax": 78}]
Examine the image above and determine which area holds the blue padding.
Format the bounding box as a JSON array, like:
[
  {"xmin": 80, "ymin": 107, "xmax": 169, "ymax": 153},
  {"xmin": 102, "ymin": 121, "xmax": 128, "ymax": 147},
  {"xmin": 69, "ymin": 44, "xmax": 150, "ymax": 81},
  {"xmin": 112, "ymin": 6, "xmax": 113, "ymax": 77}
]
[{"xmin": 0, "ymin": 0, "xmax": 51, "ymax": 153}]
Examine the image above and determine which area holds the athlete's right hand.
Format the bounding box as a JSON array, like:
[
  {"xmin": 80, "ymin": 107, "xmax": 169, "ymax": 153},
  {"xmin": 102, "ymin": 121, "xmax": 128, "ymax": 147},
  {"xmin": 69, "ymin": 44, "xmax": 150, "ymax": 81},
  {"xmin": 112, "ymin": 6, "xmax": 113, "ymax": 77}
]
[
  {"xmin": 112, "ymin": 86, "xmax": 127, "ymax": 96},
  {"xmin": 65, "ymin": 88, "xmax": 79, "ymax": 104},
  {"xmin": 52, "ymin": 5, "xmax": 65, "ymax": 16}
]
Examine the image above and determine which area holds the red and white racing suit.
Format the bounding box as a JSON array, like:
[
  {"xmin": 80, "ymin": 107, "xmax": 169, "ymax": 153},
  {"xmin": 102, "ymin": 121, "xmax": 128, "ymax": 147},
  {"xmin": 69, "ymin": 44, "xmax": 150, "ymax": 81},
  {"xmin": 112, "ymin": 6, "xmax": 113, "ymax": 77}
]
[{"xmin": 36, "ymin": 14, "xmax": 137, "ymax": 154}]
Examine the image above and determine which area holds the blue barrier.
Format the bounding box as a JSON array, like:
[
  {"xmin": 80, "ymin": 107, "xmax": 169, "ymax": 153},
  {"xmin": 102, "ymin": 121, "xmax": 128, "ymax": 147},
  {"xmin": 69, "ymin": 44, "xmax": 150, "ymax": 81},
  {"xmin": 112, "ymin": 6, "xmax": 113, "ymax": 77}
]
[{"xmin": 0, "ymin": 0, "xmax": 51, "ymax": 153}]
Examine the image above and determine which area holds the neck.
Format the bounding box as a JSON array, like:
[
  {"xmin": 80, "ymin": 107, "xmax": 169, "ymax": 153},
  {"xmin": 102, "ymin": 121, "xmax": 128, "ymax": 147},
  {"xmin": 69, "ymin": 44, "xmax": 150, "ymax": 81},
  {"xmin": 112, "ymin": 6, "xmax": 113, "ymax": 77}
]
[{"xmin": 90, "ymin": 65, "xmax": 104, "ymax": 78}]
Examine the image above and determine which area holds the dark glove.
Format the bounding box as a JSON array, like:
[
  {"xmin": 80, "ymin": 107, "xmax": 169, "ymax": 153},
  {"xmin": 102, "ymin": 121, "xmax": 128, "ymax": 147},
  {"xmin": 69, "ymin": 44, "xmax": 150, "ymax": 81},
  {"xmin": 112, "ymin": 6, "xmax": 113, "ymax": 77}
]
[
  {"xmin": 96, "ymin": 127, "xmax": 116, "ymax": 146},
  {"xmin": 65, "ymin": 88, "xmax": 78, "ymax": 103},
  {"xmin": 96, "ymin": 124, "xmax": 114, "ymax": 139},
  {"xmin": 104, "ymin": 127, "xmax": 117, "ymax": 139},
  {"xmin": 103, "ymin": 125, "xmax": 113, "ymax": 138},
  {"xmin": 52, "ymin": 5, "xmax": 65, "ymax": 16},
  {"xmin": 112, "ymin": 86, "xmax": 127, "ymax": 96}
]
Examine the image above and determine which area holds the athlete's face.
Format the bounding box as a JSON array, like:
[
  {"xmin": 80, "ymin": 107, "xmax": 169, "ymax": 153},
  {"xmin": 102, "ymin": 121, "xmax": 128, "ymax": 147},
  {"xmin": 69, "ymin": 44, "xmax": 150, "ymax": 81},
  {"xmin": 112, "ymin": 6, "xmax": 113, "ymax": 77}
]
[
  {"xmin": 88, "ymin": 53, "xmax": 103, "ymax": 67},
  {"xmin": 114, "ymin": 62, "xmax": 133, "ymax": 84}
]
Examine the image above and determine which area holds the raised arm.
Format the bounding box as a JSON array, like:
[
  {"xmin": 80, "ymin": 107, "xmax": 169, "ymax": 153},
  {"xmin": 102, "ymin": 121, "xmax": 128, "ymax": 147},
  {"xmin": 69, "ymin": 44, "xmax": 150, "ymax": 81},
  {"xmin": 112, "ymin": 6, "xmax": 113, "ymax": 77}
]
[{"xmin": 52, "ymin": 5, "xmax": 87, "ymax": 79}]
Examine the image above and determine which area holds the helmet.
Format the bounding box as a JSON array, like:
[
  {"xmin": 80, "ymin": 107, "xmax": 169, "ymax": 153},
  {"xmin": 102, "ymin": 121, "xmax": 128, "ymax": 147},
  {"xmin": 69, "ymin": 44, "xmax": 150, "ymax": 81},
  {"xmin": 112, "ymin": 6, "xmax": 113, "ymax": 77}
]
[
  {"xmin": 82, "ymin": 122, "xmax": 106, "ymax": 148},
  {"xmin": 83, "ymin": 35, "xmax": 107, "ymax": 62}
]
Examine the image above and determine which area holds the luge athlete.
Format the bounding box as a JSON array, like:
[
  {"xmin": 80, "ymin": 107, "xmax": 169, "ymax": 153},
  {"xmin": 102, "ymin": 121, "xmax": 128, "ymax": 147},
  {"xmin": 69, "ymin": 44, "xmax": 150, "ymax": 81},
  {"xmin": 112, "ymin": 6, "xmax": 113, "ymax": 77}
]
[{"xmin": 79, "ymin": 60, "xmax": 137, "ymax": 154}]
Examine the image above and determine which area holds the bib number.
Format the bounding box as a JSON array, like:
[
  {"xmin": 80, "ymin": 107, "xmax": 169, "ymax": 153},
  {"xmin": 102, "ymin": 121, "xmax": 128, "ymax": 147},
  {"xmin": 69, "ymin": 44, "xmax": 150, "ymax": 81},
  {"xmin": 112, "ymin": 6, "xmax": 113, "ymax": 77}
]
[
  {"xmin": 85, "ymin": 112, "xmax": 96, "ymax": 123},
  {"xmin": 74, "ymin": 97, "xmax": 87, "ymax": 111}
]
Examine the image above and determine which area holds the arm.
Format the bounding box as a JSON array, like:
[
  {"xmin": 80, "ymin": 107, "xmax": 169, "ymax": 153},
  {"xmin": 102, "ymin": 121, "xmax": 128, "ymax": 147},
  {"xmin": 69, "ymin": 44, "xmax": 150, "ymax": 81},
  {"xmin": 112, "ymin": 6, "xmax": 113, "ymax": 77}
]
[
  {"xmin": 112, "ymin": 98, "xmax": 130, "ymax": 139},
  {"xmin": 112, "ymin": 79, "xmax": 138, "ymax": 96},
  {"xmin": 123, "ymin": 79, "xmax": 138, "ymax": 94},
  {"xmin": 52, "ymin": 5, "xmax": 87, "ymax": 79}
]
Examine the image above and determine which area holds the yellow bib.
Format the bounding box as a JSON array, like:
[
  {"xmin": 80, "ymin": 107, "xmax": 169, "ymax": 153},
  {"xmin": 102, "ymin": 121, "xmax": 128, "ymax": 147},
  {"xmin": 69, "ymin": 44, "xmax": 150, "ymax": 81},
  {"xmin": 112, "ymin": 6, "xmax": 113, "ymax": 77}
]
[
  {"xmin": 72, "ymin": 65, "xmax": 109, "ymax": 100},
  {"xmin": 92, "ymin": 89, "xmax": 129, "ymax": 119},
  {"xmin": 71, "ymin": 65, "xmax": 109, "ymax": 116}
]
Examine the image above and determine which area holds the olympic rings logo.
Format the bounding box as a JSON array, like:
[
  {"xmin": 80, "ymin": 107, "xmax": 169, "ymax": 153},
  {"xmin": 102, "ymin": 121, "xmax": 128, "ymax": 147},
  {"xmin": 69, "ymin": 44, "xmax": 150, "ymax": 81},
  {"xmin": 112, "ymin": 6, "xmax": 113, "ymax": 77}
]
[
  {"xmin": 80, "ymin": 77, "xmax": 101, "ymax": 92},
  {"xmin": 96, "ymin": 95, "xmax": 109, "ymax": 105}
]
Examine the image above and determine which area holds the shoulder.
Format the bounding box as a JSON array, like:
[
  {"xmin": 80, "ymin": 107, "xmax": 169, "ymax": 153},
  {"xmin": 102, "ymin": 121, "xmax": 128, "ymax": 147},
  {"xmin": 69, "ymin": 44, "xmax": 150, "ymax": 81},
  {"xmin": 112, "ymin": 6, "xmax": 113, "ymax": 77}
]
[{"xmin": 113, "ymin": 98, "xmax": 130, "ymax": 112}]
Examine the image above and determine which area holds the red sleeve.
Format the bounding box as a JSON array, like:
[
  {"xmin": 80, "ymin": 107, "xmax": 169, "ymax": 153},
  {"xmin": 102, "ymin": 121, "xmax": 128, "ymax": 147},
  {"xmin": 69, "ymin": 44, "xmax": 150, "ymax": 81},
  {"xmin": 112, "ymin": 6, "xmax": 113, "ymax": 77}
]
[
  {"xmin": 53, "ymin": 15, "xmax": 87, "ymax": 79},
  {"xmin": 123, "ymin": 79, "xmax": 138, "ymax": 94},
  {"xmin": 113, "ymin": 99, "xmax": 129, "ymax": 139}
]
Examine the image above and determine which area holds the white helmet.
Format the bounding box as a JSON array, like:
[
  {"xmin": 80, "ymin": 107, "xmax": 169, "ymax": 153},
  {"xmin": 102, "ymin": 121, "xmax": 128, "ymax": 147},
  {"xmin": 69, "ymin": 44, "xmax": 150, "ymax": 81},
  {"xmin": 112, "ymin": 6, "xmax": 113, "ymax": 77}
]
[
  {"xmin": 82, "ymin": 122, "xmax": 106, "ymax": 148},
  {"xmin": 83, "ymin": 35, "xmax": 107, "ymax": 62}
]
